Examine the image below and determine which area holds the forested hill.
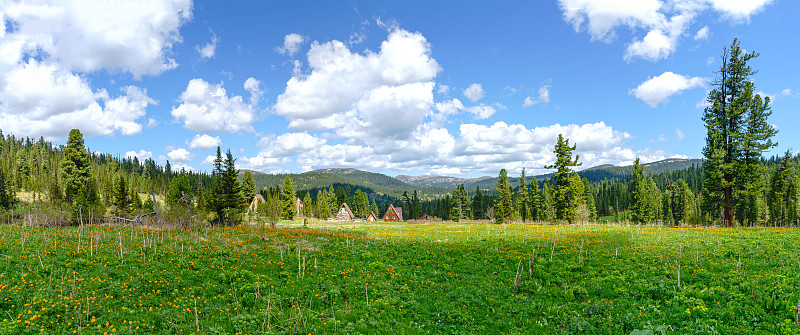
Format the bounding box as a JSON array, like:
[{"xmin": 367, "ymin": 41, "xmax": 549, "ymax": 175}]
[
  {"xmin": 248, "ymin": 168, "xmax": 451, "ymax": 200},
  {"xmin": 397, "ymin": 158, "xmax": 705, "ymax": 190}
]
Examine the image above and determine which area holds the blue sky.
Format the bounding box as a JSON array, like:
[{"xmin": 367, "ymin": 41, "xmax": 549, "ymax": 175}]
[{"xmin": 1, "ymin": 0, "xmax": 797, "ymax": 177}]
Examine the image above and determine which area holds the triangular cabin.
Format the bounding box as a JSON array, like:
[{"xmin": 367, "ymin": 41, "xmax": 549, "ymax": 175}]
[
  {"xmin": 366, "ymin": 212, "xmax": 379, "ymax": 222},
  {"xmin": 248, "ymin": 194, "xmax": 266, "ymax": 212},
  {"xmin": 383, "ymin": 204, "xmax": 403, "ymax": 222},
  {"xmin": 335, "ymin": 203, "xmax": 355, "ymax": 221}
]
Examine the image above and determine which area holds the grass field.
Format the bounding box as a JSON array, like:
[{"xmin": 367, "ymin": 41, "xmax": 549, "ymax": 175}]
[{"xmin": 1, "ymin": 220, "xmax": 799, "ymax": 334}]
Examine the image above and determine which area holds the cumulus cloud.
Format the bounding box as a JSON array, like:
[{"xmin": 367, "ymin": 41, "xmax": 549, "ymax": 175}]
[
  {"xmin": 125, "ymin": 150, "xmax": 153, "ymax": 161},
  {"xmin": 171, "ymin": 78, "xmax": 256, "ymax": 133},
  {"xmin": 196, "ymin": 29, "xmax": 219, "ymax": 59},
  {"xmin": 463, "ymin": 83, "xmax": 485, "ymax": 102},
  {"xmin": 465, "ymin": 104, "xmax": 496, "ymax": 120},
  {"xmin": 437, "ymin": 84, "xmax": 450, "ymax": 95},
  {"xmin": 273, "ymin": 28, "xmax": 442, "ymax": 142},
  {"xmin": 0, "ymin": 0, "xmax": 186, "ymax": 139},
  {"xmin": 523, "ymin": 84, "xmax": 552, "ymax": 107},
  {"xmin": 694, "ymin": 26, "xmax": 710, "ymax": 41},
  {"xmin": 167, "ymin": 148, "xmax": 194, "ymax": 163},
  {"xmin": 244, "ymin": 77, "xmax": 263, "ymax": 105},
  {"xmin": 675, "ymin": 128, "xmax": 685, "ymax": 140},
  {"xmin": 283, "ymin": 121, "xmax": 643, "ymax": 175},
  {"xmin": 559, "ymin": 0, "xmax": 773, "ymax": 62},
  {"xmin": 187, "ymin": 134, "xmax": 221, "ymax": 150},
  {"xmin": 276, "ymin": 33, "xmax": 305, "ymax": 56},
  {"xmin": 629, "ymin": 71, "xmax": 707, "ymax": 107}
]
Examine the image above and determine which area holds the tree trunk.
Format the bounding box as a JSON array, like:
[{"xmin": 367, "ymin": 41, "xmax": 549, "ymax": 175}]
[{"xmin": 724, "ymin": 187, "xmax": 733, "ymax": 227}]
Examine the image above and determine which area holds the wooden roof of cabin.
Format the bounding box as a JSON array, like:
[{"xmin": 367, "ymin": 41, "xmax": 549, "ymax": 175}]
[
  {"xmin": 385, "ymin": 204, "xmax": 403, "ymax": 221},
  {"xmin": 340, "ymin": 203, "xmax": 355, "ymax": 218}
]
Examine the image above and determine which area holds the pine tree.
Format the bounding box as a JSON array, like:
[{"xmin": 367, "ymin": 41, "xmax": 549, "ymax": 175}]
[
  {"xmin": 518, "ymin": 168, "xmax": 529, "ymax": 222},
  {"xmin": 768, "ymin": 150, "xmax": 800, "ymax": 226},
  {"xmin": 241, "ymin": 171, "xmax": 256, "ymax": 208},
  {"xmin": 302, "ymin": 192, "xmax": 313, "ymax": 217},
  {"xmin": 61, "ymin": 129, "xmax": 92, "ymax": 206},
  {"xmin": 0, "ymin": 168, "xmax": 14, "ymax": 210},
  {"xmin": 702, "ymin": 39, "xmax": 777, "ymax": 227},
  {"xmin": 540, "ymin": 182, "xmax": 554, "ymax": 221},
  {"xmin": 545, "ymin": 134, "xmax": 583, "ymax": 223},
  {"xmin": 495, "ymin": 169, "xmax": 513, "ymax": 224},
  {"xmin": 412, "ymin": 190, "xmax": 421, "ymax": 219},
  {"xmin": 316, "ymin": 190, "xmax": 328, "ymax": 219},
  {"xmin": 370, "ymin": 198, "xmax": 379, "ymax": 217},
  {"xmin": 113, "ymin": 174, "xmax": 130, "ymax": 215},
  {"xmin": 281, "ymin": 176, "xmax": 296, "ymax": 220}
]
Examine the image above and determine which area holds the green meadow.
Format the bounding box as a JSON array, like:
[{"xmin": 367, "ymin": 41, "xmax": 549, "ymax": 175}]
[{"xmin": 1, "ymin": 221, "xmax": 799, "ymax": 334}]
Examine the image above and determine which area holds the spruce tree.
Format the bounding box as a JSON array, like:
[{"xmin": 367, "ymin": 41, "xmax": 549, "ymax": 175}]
[
  {"xmin": 302, "ymin": 192, "xmax": 313, "ymax": 217},
  {"xmin": 545, "ymin": 134, "xmax": 583, "ymax": 223},
  {"xmin": 370, "ymin": 198, "xmax": 379, "ymax": 217},
  {"xmin": 0, "ymin": 168, "xmax": 14, "ymax": 210},
  {"xmin": 61, "ymin": 129, "xmax": 92, "ymax": 206},
  {"xmin": 518, "ymin": 168, "xmax": 529, "ymax": 222},
  {"xmin": 113, "ymin": 174, "xmax": 129, "ymax": 215},
  {"xmin": 768, "ymin": 150, "xmax": 799, "ymax": 226},
  {"xmin": 702, "ymin": 39, "xmax": 777, "ymax": 227},
  {"xmin": 241, "ymin": 171, "xmax": 256, "ymax": 207},
  {"xmin": 495, "ymin": 169, "xmax": 513, "ymax": 224},
  {"xmin": 281, "ymin": 176, "xmax": 296, "ymax": 220}
]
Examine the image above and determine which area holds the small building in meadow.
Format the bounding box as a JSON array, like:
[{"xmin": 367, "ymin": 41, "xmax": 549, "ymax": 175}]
[
  {"xmin": 248, "ymin": 194, "xmax": 266, "ymax": 212},
  {"xmin": 383, "ymin": 204, "xmax": 403, "ymax": 222},
  {"xmin": 335, "ymin": 203, "xmax": 355, "ymax": 221},
  {"xmin": 366, "ymin": 212, "xmax": 379, "ymax": 222}
]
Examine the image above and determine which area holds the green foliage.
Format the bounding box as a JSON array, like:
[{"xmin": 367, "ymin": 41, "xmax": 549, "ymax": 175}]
[
  {"xmin": 210, "ymin": 147, "xmax": 243, "ymax": 226},
  {"xmin": 545, "ymin": 134, "xmax": 584, "ymax": 223},
  {"xmin": 302, "ymin": 192, "xmax": 313, "ymax": 217},
  {"xmin": 768, "ymin": 150, "xmax": 800, "ymax": 225},
  {"xmin": 702, "ymin": 39, "xmax": 777, "ymax": 227},
  {"xmin": 1, "ymin": 222, "xmax": 798, "ymax": 333},
  {"xmin": 281, "ymin": 176, "xmax": 296, "ymax": 220},
  {"xmin": 449, "ymin": 184, "xmax": 471, "ymax": 222},
  {"xmin": 113, "ymin": 173, "xmax": 130, "ymax": 215},
  {"xmin": 630, "ymin": 159, "xmax": 661, "ymax": 224},
  {"xmin": 495, "ymin": 169, "xmax": 513, "ymax": 224},
  {"xmin": 0, "ymin": 168, "xmax": 14, "ymax": 210},
  {"xmin": 241, "ymin": 171, "xmax": 256, "ymax": 207}
]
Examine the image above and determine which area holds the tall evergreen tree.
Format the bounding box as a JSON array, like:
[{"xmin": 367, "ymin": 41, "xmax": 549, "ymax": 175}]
[
  {"xmin": 545, "ymin": 134, "xmax": 583, "ymax": 223},
  {"xmin": 0, "ymin": 168, "xmax": 14, "ymax": 210},
  {"xmin": 702, "ymin": 39, "xmax": 777, "ymax": 227},
  {"xmin": 241, "ymin": 171, "xmax": 256, "ymax": 207},
  {"xmin": 495, "ymin": 169, "xmax": 513, "ymax": 224},
  {"xmin": 518, "ymin": 168, "xmax": 529, "ymax": 221},
  {"xmin": 113, "ymin": 174, "xmax": 130, "ymax": 215},
  {"xmin": 768, "ymin": 150, "xmax": 800, "ymax": 226},
  {"xmin": 370, "ymin": 198, "xmax": 379, "ymax": 217},
  {"xmin": 61, "ymin": 129, "xmax": 92, "ymax": 206},
  {"xmin": 281, "ymin": 176, "xmax": 296, "ymax": 220}
]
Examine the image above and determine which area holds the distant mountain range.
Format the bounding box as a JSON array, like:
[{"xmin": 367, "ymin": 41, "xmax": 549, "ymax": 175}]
[
  {"xmin": 398, "ymin": 158, "xmax": 703, "ymax": 189},
  {"xmin": 247, "ymin": 158, "xmax": 703, "ymax": 198}
]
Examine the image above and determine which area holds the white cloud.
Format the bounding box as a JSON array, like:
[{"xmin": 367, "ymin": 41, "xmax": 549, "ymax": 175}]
[
  {"xmin": 630, "ymin": 71, "xmax": 707, "ymax": 107},
  {"xmin": 187, "ymin": 134, "xmax": 221, "ymax": 150},
  {"xmin": 707, "ymin": 0, "xmax": 773, "ymax": 20},
  {"xmin": 167, "ymin": 148, "xmax": 194, "ymax": 163},
  {"xmin": 694, "ymin": 26, "xmax": 710, "ymax": 41},
  {"xmin": 273, "ymin": 28, "xmax": 442, "ymax": 142},
  {"xmin": 0, "ymin": 0, "xmax": 188, "ymax": 140},
  {"xmin": 756, "ymin": 88, "xmax": 794, "ymax": 102},
  {"xmin": 171, "ymin": 78, "xmax": 256, "ymax": 133},
  {"xmin": 289, "ymin": 121, "xmax": 642, "ymax": 175},
  {"xmin": 125, "ymin": 150, "xmax": 153, "ymax": 161},
  {"xmin": 437, "ymin": 84, "xmax": 450, "ymax": 95},
  {"xmin": 675, "ymin": 128, "xmax": 685, "ymax": 140},
  {"xmin": 559, "ymin": 0, "xmax": 773, "ymax": 62},
  {"xmin": 257, "ymin": 132, "xmax": 326, "ymax": 157},
  {"xmin": 276, "ymin": 33, "xmax": 305, "ymax": 56},
  {"xmin": 523, "ymin": 84, "xmax": 551, "ymax": 107},
  {"xmin": 200, "ymin": 155, "xmax": 216, "ymax": 166},
  {"xmin": 196, "ymin": 30, "xmax": 219, "ymax": 59},
  {"xmin": 463, "ymin": 83, "xmax": 485, "ymax": 102},
  {"xmin": 1, "ymin": 0, "xmax": 191, "ymax": 77},
  {"xmin": 465, "ymin": 104, "xmax": 496, "ymax": 120},
  {"xmin": 244, "ymin": 77, "xmax": 263, "ymax": 105},
  {"xmin": 0, "ymin": 61, "xmax": 154, "ymax": 139}
]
